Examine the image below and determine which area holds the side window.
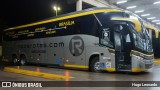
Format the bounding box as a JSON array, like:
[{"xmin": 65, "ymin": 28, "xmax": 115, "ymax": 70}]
[{"xmin": 72, "ymin": 15, "xmax": 99, "ymax": 37}]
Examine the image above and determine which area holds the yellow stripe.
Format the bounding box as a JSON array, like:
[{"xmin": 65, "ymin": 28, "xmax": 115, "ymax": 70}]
[
  {"xmin": 131, "ymin": 50, "xmax": 154, "ymax": 57},
  {"xmin": 4, "ymin": 9, "xmax": 123, "ymax": 31},
  {"xmin": 3, "ymin": 67, "xmax": 74, "ymax": 80},
  {"xmin": 146, "ymin": 25, "xmax": 159, "ymax": 38},
  {"xmin": 64, "ymin": 64, "xmax": 88, "ymax": 69},
  {"xmin": 108, "ymin": 49, "xmax": 153, "ymax": 57},
  {"xmin": 106, "ymin": 68, "xmax": 116, "ymax": 72},
  {"xmin": 108, "ymin": 48, "xmax": 115, "ymax": 51},
  {"xmin": 132, "ymin": 68, "xmax": 145, "ymax": 72},
  {"xmin": 155, "ymin": 58, "xmax": 160, "ymax": 61},
  {"xmin": 154, "ymin": 59, "xmax": 160, "ymax": 64}
]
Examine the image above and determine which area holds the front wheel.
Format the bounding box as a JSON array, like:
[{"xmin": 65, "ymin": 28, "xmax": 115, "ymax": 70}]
[{"xmin": 90, "ymin": 57, "xmax": 101, "ymax": 72}]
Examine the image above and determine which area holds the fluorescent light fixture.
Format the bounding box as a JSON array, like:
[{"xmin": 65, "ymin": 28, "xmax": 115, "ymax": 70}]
[
  {"xmin": 116, "ymin": 0, "xmax": 127, "ymax": 4},
  {"xmin": 152, "ymin": 20, "xmax": 160, "ymax": 22},
  {"xmin": 156, "ymin": 22, "xmax": 160, "ymax": 24},
  {"xmin": 141, "ymin": 14, "xmax": 150, "ymax": 17},
  {"xmin": 147, "ymin": 17, "xmax": 156, "ymax": 20},
  {"xmin": 135, "ymin": 10, "xmax": 144, "ymax": 13},
  {"xmin": 126, "ymin": 6, "xmax": 136, "ymax": 9},
  {"xmin": 153, "ymin": 1, "xmax": 160, "ymax": 4}
]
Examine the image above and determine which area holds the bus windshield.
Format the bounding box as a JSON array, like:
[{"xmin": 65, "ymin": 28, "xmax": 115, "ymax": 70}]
[{"xmin": 130, "ymin": 23, "xmax": 153, "ymax": 53}]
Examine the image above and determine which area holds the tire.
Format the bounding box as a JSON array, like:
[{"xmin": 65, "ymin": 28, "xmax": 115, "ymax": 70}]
[
  {"xmin": 12, "ymin": 55, "xmax": 18, "ymax": 66},
  {"xmin": 19, "ymin": 55, "xmax": 26, "ymax": 66},
  {"xmin": 90, "ymin": 57, "xmax": 101, "ymax": 72}
]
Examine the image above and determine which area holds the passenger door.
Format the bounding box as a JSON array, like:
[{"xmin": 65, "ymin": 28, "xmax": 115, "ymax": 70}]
[
  {"xmin": 114, "ymin": 28, "xmax": 123, "ymax": 71},
  {"xmin": 114, "ymin": 24, "xmax": 131, "ymax": 71}
]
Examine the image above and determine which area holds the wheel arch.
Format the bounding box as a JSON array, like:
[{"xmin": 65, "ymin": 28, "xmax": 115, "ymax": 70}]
[{"xmin": 88, "ymin": 52, "xmax": 100, "ymax": 70}]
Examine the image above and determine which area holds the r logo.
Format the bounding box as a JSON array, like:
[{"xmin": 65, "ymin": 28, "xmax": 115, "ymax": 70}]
[{"xmin": 69, "ymin": 36, "xmax": 84, "ymax": 56}]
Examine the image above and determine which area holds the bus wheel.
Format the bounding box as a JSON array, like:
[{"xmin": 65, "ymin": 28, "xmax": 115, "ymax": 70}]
[
  {"xmin": 12, "ymin": 55, "xmax": 18, "ymax": 65},
  {"xmin": 19, "ymin": 55, "xmax": 26, "ymax": 66},
  {"xmin": 90, "ymin": 57, "xmax": 101, "ymax": 72}
]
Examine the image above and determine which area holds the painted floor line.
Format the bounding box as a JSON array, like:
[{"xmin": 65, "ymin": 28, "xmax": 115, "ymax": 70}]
[
  {"xmin": 154, "ymin": 59, "xmax": 160, "ymax": 64},
  {"xmin": 3, "ymin": 67, "xmax": 74, "ymax": 80}
]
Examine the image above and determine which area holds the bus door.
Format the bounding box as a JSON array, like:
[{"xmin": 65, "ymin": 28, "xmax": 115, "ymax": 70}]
[{"xmin": 114, "ymin": 24, "xmax": 132, "ymax": 71}]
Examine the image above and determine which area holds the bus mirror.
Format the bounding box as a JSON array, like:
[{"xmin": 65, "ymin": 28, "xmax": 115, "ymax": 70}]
[
  {"xmin": 111, "ymin": 18, "xmax": 141, "ymax": 32},
  {"xmin": 146, "ymin": 25, "xmax": 159, "ymax": 38}
]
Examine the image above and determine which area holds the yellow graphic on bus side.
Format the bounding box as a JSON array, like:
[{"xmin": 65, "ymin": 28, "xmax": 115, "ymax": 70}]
[
  {"xmin": 46, "ymin": 30, "xmax": 56, "ymax": 35},
  {"xmin": 59, "ymin": 20, "xmax": 75, "ymax": 27},
  {"xmin": 18, "ymin": 30, "xmax": 29, "ymax": 34}
]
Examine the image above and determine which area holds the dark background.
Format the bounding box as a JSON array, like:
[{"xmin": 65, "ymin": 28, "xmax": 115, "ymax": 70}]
[{"xmin": 0, "ymin": 0, "xmax": 93, "ymax": 45}]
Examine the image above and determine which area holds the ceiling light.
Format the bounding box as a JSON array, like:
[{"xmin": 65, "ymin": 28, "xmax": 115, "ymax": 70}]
[
  {"xmin": 153, "ymin": 1, "xmax": 160, "ymax": 4},
  {"xmin": 116, "ymin": 0, "xmax": 127, "ymax": 4},
  {"xmin": 156, "ymin": 22, "xmax": 160, "ymax": 24},
  {"xmin": 152, "ymin": 20, "xmax": 160, "ymax": 22},
  {"xmin": 141, "ymin": 14, "xmax": 150, "ymax": 17},
  {"xmin": 135, "ymin": 10, "xmax": 144, "ymax": 13},
  {"xmin": 126, "ymin": 6, "xmax": 136, "ymax": 9},
  {"xmin": 147, "ymin": 17, "xmax": 156, "ymax": 20}
]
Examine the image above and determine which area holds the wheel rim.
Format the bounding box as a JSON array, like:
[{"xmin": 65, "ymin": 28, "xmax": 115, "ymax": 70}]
[
  {"xmin": 13, "ymin": 58, "xmax": 17, "ymax": 64},
  {"xmin": 21, "ymin": 59, "xmax": 25, "ymax": 65},
  {"xmin": 94, "ymin": 62, "xmax": 100, "ymax": 71}
]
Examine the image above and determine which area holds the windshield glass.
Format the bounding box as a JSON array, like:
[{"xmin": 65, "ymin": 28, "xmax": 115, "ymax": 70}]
[{"xmin": 130, "ymin": 23, "xmax": 153, "ymax": 53}]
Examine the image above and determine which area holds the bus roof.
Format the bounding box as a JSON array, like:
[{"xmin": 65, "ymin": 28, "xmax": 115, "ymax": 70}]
[{"xmin": 4, "ymin": 7, "xmax": 123, "ymax": 32}]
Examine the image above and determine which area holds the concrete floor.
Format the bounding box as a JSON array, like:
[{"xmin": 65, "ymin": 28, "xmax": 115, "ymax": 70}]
[
  {"xmin": 0, "ymin": 64, "xmax": 160, "ymax": 90},
  {"xmin": 1, "ymin": 65, "xmax": 160, "ymax": 81}
]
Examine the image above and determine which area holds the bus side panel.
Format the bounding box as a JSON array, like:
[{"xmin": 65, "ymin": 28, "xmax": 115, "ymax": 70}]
[
  {"xmin": 12, "ymin": 39, "xmax": 46, "ymax": 64},
  {"xmin": 44, "ymin": 37, "xmax": 64, "ymax": 66},
  {"xmin": 16, "ymin": 37, "xmax": 65, "ymax": 65},
  {"xmin": 2, "ymin": 41, "xmax": 18, "ymax": 63},
  {"xmin": 63, "ymin": 35, "xmax": 86, "ymax": 67}
]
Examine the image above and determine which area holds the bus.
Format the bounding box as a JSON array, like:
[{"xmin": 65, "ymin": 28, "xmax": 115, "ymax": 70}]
[
  {"xmin": 146, "ymin": 25, "xmax": 160, "ymax": 59},
  {"xmin": 2, "ymin": 7, "xmax": 154, "ymax": 72}
]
